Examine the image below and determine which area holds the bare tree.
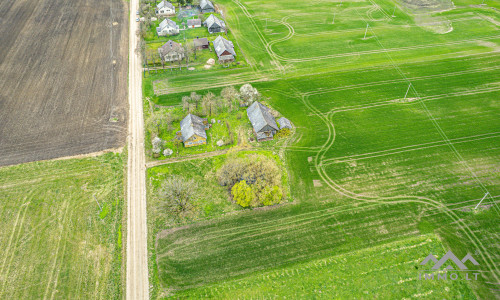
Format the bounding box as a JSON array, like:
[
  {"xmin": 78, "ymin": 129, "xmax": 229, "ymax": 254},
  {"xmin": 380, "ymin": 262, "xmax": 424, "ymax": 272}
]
[{"xmin": 159, "ymin": 176, "xmax": 197, "ymax": 217}]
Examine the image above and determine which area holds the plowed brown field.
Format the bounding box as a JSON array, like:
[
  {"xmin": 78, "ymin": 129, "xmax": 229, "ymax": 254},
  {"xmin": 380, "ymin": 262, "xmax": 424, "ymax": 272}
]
[{"xmin": 0, "ymin": 0, "xmax": 128, "ymax": 166}]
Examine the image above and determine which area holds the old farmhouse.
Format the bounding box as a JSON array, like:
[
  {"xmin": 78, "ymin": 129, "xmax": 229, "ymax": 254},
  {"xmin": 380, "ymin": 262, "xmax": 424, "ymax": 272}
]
[
  {"xmin": 187, "ymin": 18, "xmax": 202, "ymax": 28},
  {"xmin": 204, "ymin": 14, "xmax": 226, "ymax": 34},
  {"xmin": 180, "ymin": 114, "xmax": 209, "ymax": 147},
  {"xmin": 193, "ymin": 38, "xmax": 210, "ymax": 50},
  {"xmin": 247, "ymin": 102, "xmax": 279, "ymax": 142},
  {"xmin": 157, "ymin": 18, "xmax": 179, "ymax": 36},
  {"xmin": 156, "ymin": 1, "xmax": 175, "ymax": 16},
  {"xmin": 200, "ymin": 0, "xmax": 215, "ymax": 13},
  {"xmin": 158, "ymin": 40, "xmax": 185, "ymax": 62},
  {"xmin": 213, "ymin": 36, "xmax": 236, "ymax": 63}
]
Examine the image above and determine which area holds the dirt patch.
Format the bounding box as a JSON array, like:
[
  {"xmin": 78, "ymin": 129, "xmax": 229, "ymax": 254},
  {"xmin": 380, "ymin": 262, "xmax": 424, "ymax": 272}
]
[
  {"xmin": 0, "ymin": 0, "xmax": 129, "ymax": 166},
  {"xmin": 313, "ymin": 180, "xmax": 323, "ymax": 187}
]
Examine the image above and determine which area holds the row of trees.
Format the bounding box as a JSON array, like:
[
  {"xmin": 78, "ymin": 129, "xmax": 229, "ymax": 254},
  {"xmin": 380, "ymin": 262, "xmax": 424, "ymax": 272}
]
[
  {"xmin": 216, "ymin": 154, "xmax": 284, "ymax": 208},
  {"xmin": 182, "ymin": 84, "xmax": 261, "ymax": 116}
]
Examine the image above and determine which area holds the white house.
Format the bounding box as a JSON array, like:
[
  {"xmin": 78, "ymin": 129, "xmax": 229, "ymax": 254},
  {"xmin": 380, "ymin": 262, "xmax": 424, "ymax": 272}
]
[
  {"xmin": 158, "ymin": 40, "xmax": 185, "ymax": 62},
  {"xmin": 156, "ymin": 18, "xmax": 179, "ymax": 36},
  {"xmin": 156, "ymin": 1, "xmax": 175, "ymax": 16}
]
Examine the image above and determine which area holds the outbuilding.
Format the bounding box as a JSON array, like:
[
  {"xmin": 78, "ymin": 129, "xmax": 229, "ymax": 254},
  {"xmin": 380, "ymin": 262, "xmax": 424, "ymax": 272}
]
[{"xmin": 247, "ymin": 102, "xmax": 279, "ymax": 142}]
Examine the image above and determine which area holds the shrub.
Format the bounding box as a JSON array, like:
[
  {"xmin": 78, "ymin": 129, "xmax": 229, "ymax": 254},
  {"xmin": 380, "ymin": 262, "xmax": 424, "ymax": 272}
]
[
  {"xmin": 275, "ymin": 128, "xmax": 291, "ymax": 139},
  {"xmin": 231, "ymin": 180, "xmax": 255, "ymax": 208}
]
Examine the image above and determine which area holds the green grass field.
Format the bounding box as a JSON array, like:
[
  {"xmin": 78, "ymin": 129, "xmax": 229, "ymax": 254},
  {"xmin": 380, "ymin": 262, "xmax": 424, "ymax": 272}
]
[
  {"xmin": 168, "ymin": 234, "xmax": 475, "ymax": 299},
  {"xmin": 146, "ymin": 0, "xmax": 500, "ymax": 298},
  {"xmin": 0, "ymin": 153, "xmax": 125, "ymax": 299}
]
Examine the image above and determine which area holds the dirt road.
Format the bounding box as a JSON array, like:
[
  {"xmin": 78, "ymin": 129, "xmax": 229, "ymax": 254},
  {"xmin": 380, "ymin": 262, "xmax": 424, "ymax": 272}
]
[{"xmin": 126, "ymin": 0, "xmax": 149, "ymax": 298}]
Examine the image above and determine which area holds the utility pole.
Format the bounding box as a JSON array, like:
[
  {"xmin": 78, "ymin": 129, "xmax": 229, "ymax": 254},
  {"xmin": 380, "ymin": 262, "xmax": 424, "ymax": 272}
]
[
  {"xmin": 404, "ymin": 83, "xmax": 412, "ymax": 100},
  {"xmin": 363, "ymin": 23, "xmax": 369, "ymax": 39},
  {"xmin": 392, "ymin": 6, "xmax": 396, "ymax": 17},
  {"xmin": 332, "ymin": 13, "xmax": 336, "ymax": 24}
]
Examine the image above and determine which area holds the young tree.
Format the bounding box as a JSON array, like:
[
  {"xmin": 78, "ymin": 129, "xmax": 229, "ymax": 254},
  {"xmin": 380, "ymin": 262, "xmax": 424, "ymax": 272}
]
[
  {"xmin": 239, "ymin": 84, "xmax": 260, "ymax": 106},
  {"xmin": 190, "ymin": 92, "xmax": 201, "ymax": 110},
  {"xmin": 152, "ymin": 137, "xmax": 164, "ymax": 154},
  {"xmin": 182, "ymin": 96, "xmax": 190, "ymax": 112},
  {"xmin": 201, "ymin": 92, "xmax": 216, "ymax": 116},
  {"xmin": 221, "ymin": 86, "xmax": 239, "ymax": 112},
  {"xmin": 159, "ymin": 176, "xmax": 197, "ymax": 217},
  {"xmin": 172, "ymin": 138, "xmax": 182, "ymax": 153},
  {"xmin": 146, "ymin": 112, "xmax": 170, "ymax": 136}
]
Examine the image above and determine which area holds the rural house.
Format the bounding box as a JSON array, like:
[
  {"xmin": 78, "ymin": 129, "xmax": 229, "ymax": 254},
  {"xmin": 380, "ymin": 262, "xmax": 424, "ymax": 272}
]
[
  {"xmin": 187, "ymin": 18, "xmax": 202, "ymax": 28},
  {"xmin": 277, "ymin": 117, "xmax": 293, "ymax": 129},
  {"xmin": 193, "ymin": 38, "xmax": 210, "ymax": 50},
  {"xmin": 180, "ymin": 114, "xmax": 209, "ymax": 147},
  {"xmin": 158, "ymin": 40, "xmax": 185, "ymax": 62},
  {"xmin": 156, "ymin": 18, "xmax": 179, "ymax": 36},
  {"xmin": 204, "ymin": 14, "xmax": 226, "ymax": 34},
  {"xmin": 156, "ymin": 1, "xmax": 176, "ymax": 16},
  {"xmin": 199, "ymin": 0, "xmax": 215, "ymax": 13},
  {"xmin": 247, "ymin": 102, "xmax": 279, "ymax": 142},
  {"xmin": 213, "ymin": 35, "xmax": 236, "ymax": 63}
]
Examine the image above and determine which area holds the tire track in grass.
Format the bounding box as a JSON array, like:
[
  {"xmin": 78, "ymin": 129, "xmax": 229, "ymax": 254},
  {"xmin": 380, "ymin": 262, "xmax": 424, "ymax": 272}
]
[
  {"xmin": 299, "ymin": 70, "xmax": 500, "ymax": 288},
  {"xmin": 0, "ymin": 199, "xmax": 31, "ymax": 298},
  {"xmin": 42, "ymin": 200, "xmax": 70, "ymax": 300},
  {"xmin": 322, "ymin": 132, "xmax": 500, "ymax": 165}
]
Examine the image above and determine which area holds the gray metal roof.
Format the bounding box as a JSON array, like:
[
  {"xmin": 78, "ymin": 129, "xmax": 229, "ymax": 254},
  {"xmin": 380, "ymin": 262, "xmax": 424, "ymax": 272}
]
[
  {"xmin": 204, "ymin": 14, "xmax": 225, "ymax": 30},
  {"xmin": 158, "ymin": 18, "xmax": 178, "ymax": 31},
  {"xmin": 180, "ymin": 114, "xmax": 207, "ymax": 142},
  {"xmin": 187, "ymin": 19, "xmax": 201, "ymax": 26},
  {"xmin": 193, "ymin": 38, "xmax": 209, "ymax": 47},
  {"xmin": 247, "ymin": 102, "xmax": 278, "ymax": 133},
  {"xmin": 157, "ymin": 1, "xmax": 174, "ymax": 10},
  {"xmin": 277, "ymin": 117, "xmax": 292, "ymax": 129},
  {"xmin": 200, "ymin": 0, "xmax": 215, "ymax": 10},
  {"xmin": 213, "ymin": 36, "xmax": 235, "ymax": 58},
  {"xmin": 158, "ymin": 40, "xmax": 183, "ymax": 55}
]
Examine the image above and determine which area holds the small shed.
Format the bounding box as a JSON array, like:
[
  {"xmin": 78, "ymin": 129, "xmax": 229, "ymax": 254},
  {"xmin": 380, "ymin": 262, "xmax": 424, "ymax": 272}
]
[
  {"xmin": 187, "ymin": 18, "xmax": 202, "ymax": 28},
  {"xmin": 193, "ymin": 38, "xmax": 210, "ymax": 50},
  {"xmin": 277, "ymin": 117, "xmax": 293, "ymax": 129}
]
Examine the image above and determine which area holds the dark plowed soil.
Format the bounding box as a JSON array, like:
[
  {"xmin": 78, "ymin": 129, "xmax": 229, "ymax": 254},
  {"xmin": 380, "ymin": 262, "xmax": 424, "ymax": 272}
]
[{"xmin": 0, "ymin": 0, "xmax": 128, "ymax": 166}]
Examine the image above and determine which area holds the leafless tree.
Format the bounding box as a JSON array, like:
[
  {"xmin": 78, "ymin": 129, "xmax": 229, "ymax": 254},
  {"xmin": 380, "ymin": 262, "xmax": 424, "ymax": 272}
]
[{"xmin": 159, "ymin": 176, "xmax": 197, "ymax": 217}]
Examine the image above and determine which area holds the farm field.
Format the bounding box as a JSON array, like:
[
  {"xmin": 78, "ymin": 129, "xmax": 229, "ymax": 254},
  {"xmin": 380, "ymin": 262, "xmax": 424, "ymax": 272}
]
[
  {"xmin": 168, "ymin": 234, "xmax": 475, "ymax": 299},
  {"xmin": 145, "ymin": 0, "xmax": 500, "ymax": 298},
  {"xmin": 0, "ymin": 153, "xmax": 125, "ymax": 299},
  {"xmin": 0, "ymin": 0, "xmax": 129, "ymax": 166}
]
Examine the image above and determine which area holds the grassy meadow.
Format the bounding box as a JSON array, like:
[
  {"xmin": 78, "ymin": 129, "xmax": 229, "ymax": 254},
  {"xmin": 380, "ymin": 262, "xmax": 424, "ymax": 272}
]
[
  {"xmin": 145, "ymin": 0, "xmax": 500, "ymax": 298},
  {"xmin": 0, "ymin": 153, "xmax": 125, "ymax": 299}
]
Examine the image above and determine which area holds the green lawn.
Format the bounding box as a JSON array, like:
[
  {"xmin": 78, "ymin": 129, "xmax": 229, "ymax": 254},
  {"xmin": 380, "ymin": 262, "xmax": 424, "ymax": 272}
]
[
  {"xmin": 145, "ymin": 0, "xmax": 500, "ymax": 298},
  {"xmin": 0, "ymin": 153, "xmax": 125, "ymax": 299}
]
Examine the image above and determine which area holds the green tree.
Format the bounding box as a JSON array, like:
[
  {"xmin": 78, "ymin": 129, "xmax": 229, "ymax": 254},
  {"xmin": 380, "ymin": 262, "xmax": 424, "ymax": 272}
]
[
  {"xmin": 261, "ymin": 185, "xmax": 283, "ymax": 206},
  {"xmin": 231, "ymin": 180, "xmax": 255, "ymax": 208}
]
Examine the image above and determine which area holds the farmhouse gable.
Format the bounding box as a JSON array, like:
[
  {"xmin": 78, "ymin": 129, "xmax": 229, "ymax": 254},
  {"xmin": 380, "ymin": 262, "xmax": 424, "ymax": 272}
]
[
  {"xmin": 180, "ymin": 114, "xmax": 209, "ymax": 147},
  {"xmin": 156, "ymin": 1, "xmax": 176, "ymax": 16},
  {"xmin": 213, "ymin": 35, "xmax": 236, "ymax": 62},
  {"xmin": 204, "ymin": 14, "xmax": 226, "ymax": 34},
  {"xmin": 157, "ymin": 18, "xmax": 179, "ymax": 36},
  {"xmin": 200, "ymin": 0, "xmax": 215, "ymax": 13},
  {"xmin": 247, "ymin": 102, "xmax": 278, "ymax": 142}
]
